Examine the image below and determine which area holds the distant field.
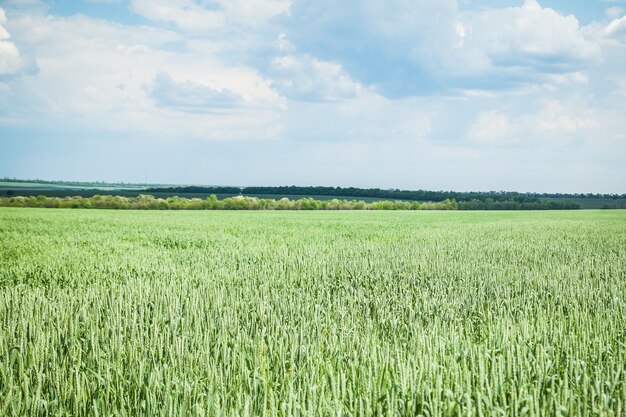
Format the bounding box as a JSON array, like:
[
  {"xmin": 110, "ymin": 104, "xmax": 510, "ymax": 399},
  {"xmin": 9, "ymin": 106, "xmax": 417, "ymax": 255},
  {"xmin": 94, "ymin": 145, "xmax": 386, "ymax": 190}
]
[
  {"xmin": 1, "ymin": 208, "xmax": 625, "ymax": 416},
  {"xmin": 0, "ymin": 181, "xmax": 170, "ymax": 191},
  {"xmin": 0, "ymin": 181, "xmax": 136, "ymax": 190},
  {"xmin": 2, "ymin": 180, "xmax": 625, "ymax": 208},
  {"xmin": 541, "ymin": 197, "xmax": 626, "ymax": 209}
]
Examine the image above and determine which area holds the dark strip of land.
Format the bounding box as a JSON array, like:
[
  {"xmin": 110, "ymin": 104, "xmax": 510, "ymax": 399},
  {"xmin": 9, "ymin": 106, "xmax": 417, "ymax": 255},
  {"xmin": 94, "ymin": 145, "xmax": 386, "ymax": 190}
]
[{"xmin": 2, "ymin": 179, "xmax": 625, "ymax": 209}]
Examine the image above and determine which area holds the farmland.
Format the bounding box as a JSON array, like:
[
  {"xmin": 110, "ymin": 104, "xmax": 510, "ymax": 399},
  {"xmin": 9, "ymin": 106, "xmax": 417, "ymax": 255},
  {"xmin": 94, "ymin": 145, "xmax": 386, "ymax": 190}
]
[
  {"xmin": 3, "ymin": 179, "xmax": 625, "ymax": 209},
  {"xmin": 1, "ymin": 208, "xmax": 625, "ymax": 416}
]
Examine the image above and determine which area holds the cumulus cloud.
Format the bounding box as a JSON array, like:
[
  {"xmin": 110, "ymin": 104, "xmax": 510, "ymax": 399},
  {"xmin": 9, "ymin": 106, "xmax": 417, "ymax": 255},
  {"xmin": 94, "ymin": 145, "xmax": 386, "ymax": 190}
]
[
  {"xmin": 536, "ymin": 100, "xmax": 599, "ymax": 134},
  {"xmin": 130, "ymin": 0, "xmax": 225, "ymax": 32},
  {"xmin": 130, "ymin": 0, "xmax": 290, "ymax": 31},
  {"xmin": 283, "ymin": 0, "xmax": 460, "ymax": 96},
  {"xmin": 467, "ymin": 100, "xmax": 599, "ymax": 145},
  {"xmin": 219, "ymin": 0, "xmax": 290, "ymax": 26},
  {"xmin": 0, "ymin": 10, "xmax": 283, "ymax": 139},
  {"xmin": 468, "ymin": 111, "xmax": 514, "ymax": 143},
  {"xmin": 605, "ymin": 7, "xmax": 624, "ymax": 20},
  {"xmin": 464, "ymin": 1, "xmax": 600, "ymax": 72},
  {"xmin": 604, "ymin": 15, "xmax": 626, "ymax": 41},
  {"xmin": 280, "ymin": 0, "xmax": 601, "ymax": 97},
  {"xmin": 0, "ymin": 7, "xmax": 23, "ymax": 76},
  {"xmin": 270, "ymin": 53, "xmax": 362, "ymax": 101},
  {"xmin": 149, "ymin": 72, "xmax": 242, "ymax": 112}
]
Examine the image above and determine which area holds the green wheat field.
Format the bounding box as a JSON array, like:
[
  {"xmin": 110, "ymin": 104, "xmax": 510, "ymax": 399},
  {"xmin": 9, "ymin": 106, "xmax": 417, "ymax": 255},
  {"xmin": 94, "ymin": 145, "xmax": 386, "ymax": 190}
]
[{"xmin": 1, "ymin": 208, "xmax": 625, "ymax": 416}]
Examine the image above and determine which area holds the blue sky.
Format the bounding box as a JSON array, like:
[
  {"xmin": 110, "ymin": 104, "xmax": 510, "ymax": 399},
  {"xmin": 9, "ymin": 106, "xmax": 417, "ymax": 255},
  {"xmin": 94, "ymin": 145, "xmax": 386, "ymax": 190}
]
[{"xmin": 1, "ymin": 0, "xmax": 625, "ymax": 192}]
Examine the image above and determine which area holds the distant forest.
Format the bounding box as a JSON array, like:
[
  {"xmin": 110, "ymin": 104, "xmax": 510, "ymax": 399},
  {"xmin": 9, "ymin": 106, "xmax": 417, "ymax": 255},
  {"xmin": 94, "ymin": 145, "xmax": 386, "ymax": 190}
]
[
  {"xmin": 1, "ymin": 179, "xmax": 624, "ymax": 209},
  {"xmin": 147, "ymin": 185, "xmax": 626, "ymax": 203}
]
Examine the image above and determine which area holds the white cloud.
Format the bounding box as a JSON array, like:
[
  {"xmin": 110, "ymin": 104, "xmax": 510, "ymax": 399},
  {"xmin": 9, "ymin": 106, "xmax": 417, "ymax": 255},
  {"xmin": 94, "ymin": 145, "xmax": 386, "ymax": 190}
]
[
  {"xmin": 1, "ymin": 10, "xmax": 284, "ymax": 140},
  {"xmin": 271, "ymin": 53, "xmax": 362, "ymax": 101},
  {"xmin": 130, "ymin": 0, "xmax": 225, "ymax": 32},
  {"xmin": 0, "ymin": 7, "xmax": 23, "ymax": 75},
  {"xmin": 130, "ymin": 0, "xmax": 290, "ymax": 31},
  {"xmin": 468, "ymin": 111, "xmax": 515, "ymax": 143},
  {"xmin": 605, "ymin": 7, "xmax": 624, "ymax": 20},
  {"xmin": 218, "ymin": 0, "xmax": 290, "ymax": 26},
  {"xmin": 467, "ymin": 100, "xmax": 599, "ymax": 145},
  {"xmin": 462, "ymin": 1, "xmax": 600, "ymax": 73},
  {"xmin": 149, "ymin": 72, "xmax": 243, "ymax": 111},
  {"xmin": 283, "ymin": 0, "xmax": 463, "ymax": 96},
  {"xmin": 283, "ymin": 0, "xmax": 601, "ymax": 96},
  {"xmin": 536, "ymin": 101, "xmax": 599, "ymax": 134},
  {"xmin": 604, "ymin": 15, "xmax": 626, "ymax": 41}
]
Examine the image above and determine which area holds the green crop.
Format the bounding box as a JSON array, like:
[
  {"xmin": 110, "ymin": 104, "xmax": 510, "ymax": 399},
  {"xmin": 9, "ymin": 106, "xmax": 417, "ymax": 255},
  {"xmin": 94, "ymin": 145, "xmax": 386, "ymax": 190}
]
[{"xmin": 1, "ymin": 208, "xmax": 625, "ymax": 416}]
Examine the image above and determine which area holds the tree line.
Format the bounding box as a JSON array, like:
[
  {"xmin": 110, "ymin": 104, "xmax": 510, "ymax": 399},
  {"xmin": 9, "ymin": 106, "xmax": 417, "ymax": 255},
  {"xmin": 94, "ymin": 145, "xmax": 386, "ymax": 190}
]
[
  {"xmin": 3, "ymin": 179, "xmax": 623, "ymax": 202},
  {"xmin": 146, "ymin": 185, "xmax": 624, "ymax": 202},
  {"xmin": 0, "ymin": 194, "xmax": 580, "ymax": 210}
]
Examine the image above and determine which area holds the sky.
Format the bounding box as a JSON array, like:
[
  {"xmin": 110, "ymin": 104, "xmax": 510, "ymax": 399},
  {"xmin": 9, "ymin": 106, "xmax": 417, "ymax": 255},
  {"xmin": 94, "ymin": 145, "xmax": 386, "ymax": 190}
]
[{"xmin": 0, "ymin": 0, "xmax": 625, "ymax": 193}]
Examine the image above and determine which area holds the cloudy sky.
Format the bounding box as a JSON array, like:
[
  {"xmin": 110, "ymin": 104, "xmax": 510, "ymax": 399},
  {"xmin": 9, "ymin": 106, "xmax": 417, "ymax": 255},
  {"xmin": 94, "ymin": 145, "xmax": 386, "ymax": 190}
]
[{"xmin": 1, "ymin": 0, "xmax": 625, "ymax": 192}]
